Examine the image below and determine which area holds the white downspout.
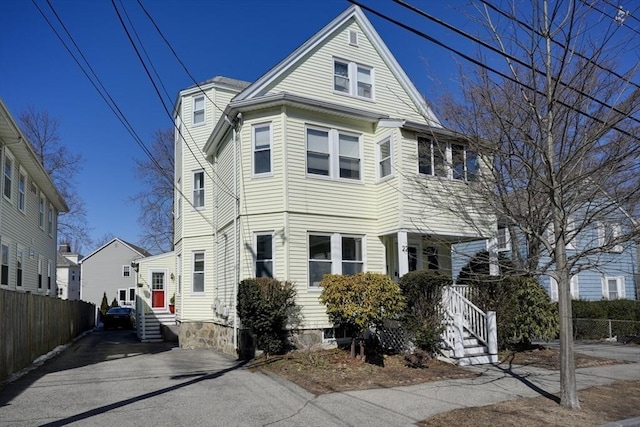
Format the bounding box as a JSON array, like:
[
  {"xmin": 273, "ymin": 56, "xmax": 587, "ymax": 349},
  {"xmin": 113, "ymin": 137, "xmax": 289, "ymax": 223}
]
[{"xmin": 232, "ymin": 124, "xmax": 239, "ymax": 352}]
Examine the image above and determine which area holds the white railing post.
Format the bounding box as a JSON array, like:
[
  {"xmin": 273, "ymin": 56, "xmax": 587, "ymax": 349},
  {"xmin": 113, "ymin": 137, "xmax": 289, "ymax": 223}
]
[
  {"xmin": 486, "ymin": 311, "xmax": 497, "ymax": 356},
  {"xmin": 453, "ymin": 312, "xmax": 465, "ymax": 358}
]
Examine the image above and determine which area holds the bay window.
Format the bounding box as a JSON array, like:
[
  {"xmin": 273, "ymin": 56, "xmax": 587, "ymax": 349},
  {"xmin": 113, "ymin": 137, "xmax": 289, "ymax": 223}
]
[{"xmin": 306, "ymin": 126, "xmax": 361, "ymax": 181}]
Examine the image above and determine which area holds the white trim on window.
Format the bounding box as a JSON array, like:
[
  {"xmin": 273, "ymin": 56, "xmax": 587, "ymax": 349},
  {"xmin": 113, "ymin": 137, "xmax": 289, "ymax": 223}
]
[
  {"xmin": 597, "ymin": 222, "xmax": 622, "ymax": 252},
  {"xmin": 118, "ymin": 288, "xmax": 127, "ymax": 306},
  {"xmin": 602, "ymin": 276, "xmax": 625, "ymax": 300},
  {"xmin": 308, "ymin": 232, "xmax": 365, "ymax": 289},
  {"xmin": 548, "ymin": 275, "xmax": 579, "ymax": 302},
  {"xmin": 252, "ymin": 123, "xmax": 273, "ymax": 177},
  {"xmin": 192, "ymin": 95, "xmax": 205, "ymax": 126},
  {"xmin": 333, "ymin": 58, "xmax": 374, "ymax": 100},
  {"xmin": 18, "ymin": 169, "xmax": 26, "ymax": 213},
  {"xmin": 192, "ymin": 170, "xmax": 205, "ymax": 209},
  {"xmin": 3, "ymin": 152, "xmax": 13, "ymax": 201},
  {"xmin": 254, "ymin": 231, "xmax": 275, "ymax": 278},
  {"xmin": 47, "ymin": 203, "xmax": 54, "ymax": 237},
  {"xmin": 47, "ymin": 259, "xmax": 52, "ymax": 293},
  {"xmin": 39, "ymin": 193, "xmax": 46, "ymax": 230},
  {"xmin": 176, "ymin": 253, "xmax": 182, "ymax": 296},
  {"xmin": 306, "ymin": 125, "xmax": 362, "ymax": 183},
  {"xmin": 497, "ymin": 226, "xmax": 511, "ymax": 252},
  {"xmin": 0, "ymin": 240, "xmax": 9, "ymax": 287},
  {"xmin": 418, "ymin": 137, "xmax": 478, "ymax": 182},
  {"xmin": 348, "ymin": 29, "xmax": 359, "ymax": 46},
  {"xmin": 376, "ymin": 136, "xmax": 393, "ymax": 181},
  {"xmin": 192, "ymin": 251, "xmax": 205, "ymax": 294},
  {"xmin": 122, "ymin": 265, "xmax": 131, "ymax": 277},
  {"xmin": 16, "ymin": 245, "xmax": 24, "ymax": 287}
]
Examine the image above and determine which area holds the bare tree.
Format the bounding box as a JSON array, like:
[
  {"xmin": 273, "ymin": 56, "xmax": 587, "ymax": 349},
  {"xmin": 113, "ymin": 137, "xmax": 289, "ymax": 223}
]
[
  {"xmin": 414, "ymin": 0, "xmax": 639, "ymax": 409},
  {"xmin": 130, "ymin": 128, "xmax": 175, "ymax": 254},
  {"xmin": 94, "ymin": 232, "xmax": 116, "ymax": 248},
  {"xmin": 19, "ymin": 106, "xmax": 91, "ymax": 252}
]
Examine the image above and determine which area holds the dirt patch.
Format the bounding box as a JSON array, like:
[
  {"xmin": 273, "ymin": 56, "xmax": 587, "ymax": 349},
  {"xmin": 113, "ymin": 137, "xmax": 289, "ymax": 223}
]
[
  {"xmin": 419, "ymin": 380, "xmax": 640, "ymax": 427},
  {"xmin": 498, "ymin": 347, "xmax": 627, "ymax": 370},
  {"xmin": 247, "ymin": 348, "xmax": 477, "ymax": 395}
]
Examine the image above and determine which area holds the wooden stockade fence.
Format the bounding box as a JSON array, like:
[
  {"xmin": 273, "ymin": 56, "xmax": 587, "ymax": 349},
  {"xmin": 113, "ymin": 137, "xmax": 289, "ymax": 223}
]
[{"xmin": 0, "ymin": 289, "xmax": 95, "ymax": 383}]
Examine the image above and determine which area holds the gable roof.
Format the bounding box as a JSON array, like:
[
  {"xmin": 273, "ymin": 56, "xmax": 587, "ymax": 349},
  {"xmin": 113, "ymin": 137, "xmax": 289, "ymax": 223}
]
[
  {"xmin": 234, "ymin": 5, "xmax": 439, "ymax": 125},
  {"xmin": 0, "ymin": 99, "xmax": 68, "ymax": 212},
  {"xmin": 79, "ymin": 238, "xmax": 151, "ymax": 264},
  {"xmin": 57, "ymin": 252, "xmax": 79, "ymax": 267}
]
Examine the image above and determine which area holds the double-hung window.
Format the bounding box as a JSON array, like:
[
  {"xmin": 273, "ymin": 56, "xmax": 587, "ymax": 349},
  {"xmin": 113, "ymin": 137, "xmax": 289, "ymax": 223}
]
[
  {"xmin": 497, "ymin": 225, "xmax": 511, "ymax": 252},
  {"xmin": 255, "ymin": 233, "xmax": 274, "ymax": 278},
  {"xmin": 16, "ymin": 247, "xmax": 23, "ymax": 287},
  {"xmin": 47, "ymin": 204, "xmax": 54, "ymax": 236},
  {"xmin": 378, "ymin": 137, "xmax": 392, "ymax": 179},
  {"xmin": 39, "ymin": 195, "xmax": 45, "ymax": 229},
  {"xmin": 341, "ymin": 236, "xmax": 363, "ymax": 275},
  {"xmin": 47, "ymin": 260, "xmax": 52, "ymax": 290},
  {"xmin": 333, "ymin": 59, "xmax": 374, "ymax": 100},
  {"xmin": 603, "ymin": 276, "xmax": 625, "ymax": 300},
  {"xmin": 193, "ymin": 252, "xmax": 204, "ymax": 293},
  {"xmin": 193, "ymin": 96, "xmax": 205, "ymax": 125},
  {"xmin": 308, "ymin": 233, "xmax": 364, "ymax": 287},
  {"xmin": 193, "ymin": 171, "xmax": 204, "ymax": 209},
  {"xmin": 598, "ymin": 222, "xmax": 622, "ymax": 252},
  {"xmin": 253, "ymin": 123, "xmax": 272, "ymax": 176},
  {"xmin": 38, "ymin": 257, "xmax": 43, "ymax": 289},
  {"xmin": 122, "ymin": 265, "xmax": 130, "ymax": 277},
  {"xmin": 309, "ymin": 235, "xmax": 332, "ymax": 287},
  {"xmin": 1, "ymin": 243, "xmax": 8, "ymax": 286},
  {"xmin": 418, "ymin": 137, "xmax": 477, "ymax": 181},
  {"xmin": 18, "ymin": 171, "xmax": 26, "ymax": 212},
  {"xmin": 3, "ymin": 154, "xmax": 12, "ymax": 200},
  {"xmin": 306, "ymin": 127, "xmax": 361, "ymax": 181}
]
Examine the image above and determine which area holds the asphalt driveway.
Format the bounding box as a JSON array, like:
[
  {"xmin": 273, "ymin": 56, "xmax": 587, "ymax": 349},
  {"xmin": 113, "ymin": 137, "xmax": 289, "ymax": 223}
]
[{"xmin": 1, "ymin": 331, "xmax": 639, "ymax": 426}]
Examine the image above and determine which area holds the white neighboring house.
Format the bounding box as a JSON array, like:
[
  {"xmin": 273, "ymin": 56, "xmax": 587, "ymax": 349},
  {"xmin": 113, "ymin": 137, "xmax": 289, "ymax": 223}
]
[
  {"xmin": 173, "ymin": 5, "xmax": 494, "ymax": 361},
  {"xmin": 132, "ymin": 251, "xmax": 176, "ymax": 342},
  {"xmin": 56, "ymin": 243, "xmax": 82, "ymax": 300},
  {"xmin": 79, "ymin": 238, "xmax": 151, "ymax": 313},
  {"xmin": 0, "ymin": 99, "xmax": 68, "ymax": 295}
]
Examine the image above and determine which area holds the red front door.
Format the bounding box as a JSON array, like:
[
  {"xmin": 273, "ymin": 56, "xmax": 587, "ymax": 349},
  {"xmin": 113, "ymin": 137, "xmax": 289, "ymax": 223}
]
[{"xmin": 151, "ymin": 272, "xmax": 165, "ymax": 309}]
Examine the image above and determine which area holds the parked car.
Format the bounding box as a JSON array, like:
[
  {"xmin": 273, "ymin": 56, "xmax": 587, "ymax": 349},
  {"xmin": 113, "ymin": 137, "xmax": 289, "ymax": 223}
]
[{"xmin": 103, "ymin": 307, "xmax": 135, "ymax": 330}]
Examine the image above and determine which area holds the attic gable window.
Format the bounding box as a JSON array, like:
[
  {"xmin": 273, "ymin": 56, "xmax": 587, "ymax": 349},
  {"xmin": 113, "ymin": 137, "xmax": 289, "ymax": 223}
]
[{"xmin": 333, "ymin": 59, "xmax": 374, "ymax": 100}]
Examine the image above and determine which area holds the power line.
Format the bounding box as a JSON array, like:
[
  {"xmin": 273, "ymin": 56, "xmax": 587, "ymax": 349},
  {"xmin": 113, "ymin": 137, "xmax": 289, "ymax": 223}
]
[
  {"xmin": 35, "ymin": 0, "xmax": 211, "ymax": 225},
  {"xmin": 394, "ymin": 0, "xmax": 640, "ymax": 128},
  {"xmin": 347, "ymin": 0, "xmax": 639, "ymax": 141},
  {"xmin": 477, "ymin": 0, "xmax": 640, "ymax": 93},
  {"xmin": 580, "ymin": 0, "xmax": 640, "ymax": 37},
  {"xmin": 111, "ymin": 0, "xmax": 238, "ymax": 202}
]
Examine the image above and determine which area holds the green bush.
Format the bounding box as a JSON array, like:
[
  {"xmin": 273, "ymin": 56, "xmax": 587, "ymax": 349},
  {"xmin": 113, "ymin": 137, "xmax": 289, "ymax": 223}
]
[
  {"xmin": 237, "ymin": 278, "xmax": 298, "ymax": 356},
  {"xmin": 572, "ymin": 299, "xmax": 640, "ymax": 321},
  {"xmin": 506, "ymin": 277, "xmax": 559, "ymax": 347},
  {"xmin": 398, "ymin": 270, "xmax": 451, "ymax": 356},
  {"xmin": 320, "ymin": 272, "xmax": 405, "ymax": 358},
  {"xmin": 110, "ymin": 297, "xmax": 119, "ymax": 308}
]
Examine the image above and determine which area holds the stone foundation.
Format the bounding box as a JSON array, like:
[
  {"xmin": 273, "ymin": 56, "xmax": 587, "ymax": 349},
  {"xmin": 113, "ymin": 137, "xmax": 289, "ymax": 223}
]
[{"xmin": 178, "ymin": 321, "xmax": 237, "ymax": 357}]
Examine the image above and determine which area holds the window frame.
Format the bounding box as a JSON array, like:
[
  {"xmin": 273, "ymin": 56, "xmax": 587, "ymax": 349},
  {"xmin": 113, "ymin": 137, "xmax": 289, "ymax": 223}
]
[
  {"xmin": 3, "ymin": 152, "xmax": 13, "ymax": 201},
  {"xmin": 192, "ymin": 251, "xmax": 205, "ymax": 294},
  {"xmin": 254, "ymin": 232, "xmax": 275, "ymax": 278},
  {"xmin": 18, "ymin": 169, "xmax": 26, "ymax": 213},
  {"xmin": 418, "ymin": 137, "xmax": 477, "ymax": 182},
  {"xmin": 305, "ymin": 125, "xmax": 363, "ymax": 183},
  {"xmin": 602, "ymin": 276, "xmax": 625, "ymax": 300},
  {"xmin": 597, "ymin": 222, "xmax": 622, "ymax": 253},
  {"xmin": 497, "ymin": 226, "xmax": 511, "ymax": 252},
  {"xmin": 192, "ymin": 95, "xmax": 205, "ymax": 126},
  {"xmin": 341, "ymin": 235, "xmax": 363, "ymax": 276},
  {"xmin": 39, "ymin": 194, "xmax": 46, "ymax": 230},
  {"xmin": 308, "ymin": 232, "xmax": 366, "ymax": 289},
  {"xmin": 376, "ymin": 136, "xmax": 393, "ymax": 181},
  {"xmin": 47, "ymin": 204, "xmax": 54, "ymax": 237},
  {"xmin": 16, "ymin": 246, "xmax": 23, "ymax": 287},
  {"xmin": 47, "ymin": 259, "xmax": 52, "ymax": 292},
  {"xmin": 1, "ymin": 242, "xmax": 9, "ymax": 286},
  {"xmin": 192, "ymin": 170, "xmax": 205, "ymax": 210},
  {"xmin": 38, "ymin": 256, "xmax": 43, "ymax": 290},
  {"xmin": 122, "ymin": 265, "xmax": 131, "ymax": 277},
  {"xmin": 252, "ymin": 122, "xmax": 273, "ymax": 177},
  {"xmin": 549, "ymin": 275, "xmax": 580, "ymax": 302},
  {"xmin": 332, "ymin": 58, "xmax": 374, "ymax": 100}
]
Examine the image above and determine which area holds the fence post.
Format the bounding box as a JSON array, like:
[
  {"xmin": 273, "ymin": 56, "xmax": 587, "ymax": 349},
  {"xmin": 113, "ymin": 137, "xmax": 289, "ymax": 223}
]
[
  {"xmin": 486, "ymin": 311, "xmax": 498, "ymax": 355},
  {"xmin": 453, "ymin": 312, "xmax": 465, "ymax": 358},
  {"xmin": 608, "ymin": 319, "xmax": 612, "ymax": 340}
]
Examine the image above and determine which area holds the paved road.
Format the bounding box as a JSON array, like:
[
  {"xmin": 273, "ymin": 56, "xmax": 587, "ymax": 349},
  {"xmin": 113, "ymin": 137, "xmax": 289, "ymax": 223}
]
[{"xmin": 1, "ymin": 331, "xmax": 639, "ymax": 426}]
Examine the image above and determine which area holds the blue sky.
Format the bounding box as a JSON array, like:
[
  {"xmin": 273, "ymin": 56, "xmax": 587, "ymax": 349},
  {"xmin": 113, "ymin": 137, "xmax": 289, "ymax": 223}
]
[{"xmin": 1, "ymin": 0, "xmax": 637, "ymax": 254}]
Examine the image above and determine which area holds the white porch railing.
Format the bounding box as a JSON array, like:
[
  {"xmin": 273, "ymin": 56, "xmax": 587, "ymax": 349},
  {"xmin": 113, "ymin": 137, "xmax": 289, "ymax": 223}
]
[{"xmin": 442, "ymin": 286, "xmax": 497, "ymax": 359}]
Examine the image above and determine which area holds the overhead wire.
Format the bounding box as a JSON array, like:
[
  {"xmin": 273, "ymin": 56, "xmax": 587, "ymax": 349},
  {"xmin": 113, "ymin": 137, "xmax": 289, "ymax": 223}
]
[
  {"xmin": 346, "ymin": 0, "xmax": 639, "ymax": 141},
  {"xmin": 111, "ymin": 0, "xmax": 238, "ymax": 202},
  {"xmin": 35, "ymin": 0, "xmax": 212, "ymax": 224},
  {"xmin": 579, "ymin": 0, "xmax": 640, "ymax": 37}
]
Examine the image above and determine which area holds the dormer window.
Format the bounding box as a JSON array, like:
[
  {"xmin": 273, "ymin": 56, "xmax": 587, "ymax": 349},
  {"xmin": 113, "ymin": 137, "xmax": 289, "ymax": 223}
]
[{"xmin": 333, "ymin": 59, "xmax": 374, "ymax": 100}]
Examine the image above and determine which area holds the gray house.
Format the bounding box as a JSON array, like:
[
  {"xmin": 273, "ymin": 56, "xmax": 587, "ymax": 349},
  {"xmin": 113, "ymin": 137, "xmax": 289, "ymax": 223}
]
[{"xmin": 79, "ymin": 238, "xmax": 151, "ymax": 313}]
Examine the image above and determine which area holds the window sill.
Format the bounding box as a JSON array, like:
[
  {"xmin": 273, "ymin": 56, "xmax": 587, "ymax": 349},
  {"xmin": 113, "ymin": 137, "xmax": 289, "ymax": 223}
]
[
  {"xmin": 192, "ymin": 122, "xmax": 206, "ymax": 128},
  {"xmin": 252, "ymin": 172, "xmax": 273, "ymax": 179},
  {"xmin": 306, "ymin": 174, "xmax": 364, "ymax": 185},
  {"xmin": 332, "ymin": 90, "xmax": 376, "ymax": 103},
  {"xmin": 376, "ymin": 174, "xmax": 395, "ymax": 184},
  {"xmin": 190, "ymin": 292, "xmax": 206, "ymax": 296}
]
